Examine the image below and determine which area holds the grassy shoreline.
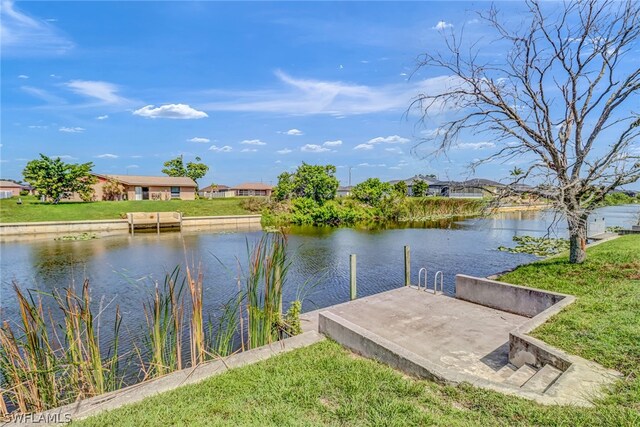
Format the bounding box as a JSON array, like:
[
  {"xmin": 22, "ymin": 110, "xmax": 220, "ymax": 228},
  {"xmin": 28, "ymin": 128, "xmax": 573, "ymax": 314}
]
[
  {"xmin": 73, "ymin": 235, "xmax": 640, "ymax": 426},
  {"xmin": 0, "ymin": 196, "xmax": 250, "ymax": 223}
]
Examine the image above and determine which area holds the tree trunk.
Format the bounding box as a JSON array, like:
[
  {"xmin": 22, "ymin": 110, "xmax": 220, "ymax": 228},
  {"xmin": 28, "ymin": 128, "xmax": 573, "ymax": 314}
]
[{"xmin": 568, "ymin": 216, "xmax": 588, "ymax": 264}]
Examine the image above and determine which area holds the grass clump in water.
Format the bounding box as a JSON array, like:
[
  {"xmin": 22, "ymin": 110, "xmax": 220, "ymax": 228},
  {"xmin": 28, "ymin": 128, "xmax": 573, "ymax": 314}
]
[{"xmin": 498, "ymin": 235, "xmax": 570, "ymax": 256}]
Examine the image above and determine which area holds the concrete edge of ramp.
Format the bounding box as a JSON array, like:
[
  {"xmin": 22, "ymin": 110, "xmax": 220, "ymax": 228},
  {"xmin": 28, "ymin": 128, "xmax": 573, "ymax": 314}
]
[
  {"xmin": 318, "ymin": 310, "xmax": 617, "ymax": 407},
  {"xmin": 6, "ymin": 331, "xmax": 325, "ymax": 426}
]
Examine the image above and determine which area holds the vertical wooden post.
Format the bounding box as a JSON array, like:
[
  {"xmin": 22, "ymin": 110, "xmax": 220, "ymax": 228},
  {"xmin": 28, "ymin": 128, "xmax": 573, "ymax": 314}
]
[
  {"xmin": 350, "ymin": 254, "xmax": 357, "ymax": 300},
  {"xmin": 129, "ymin": 213, "xmax": 134, "ymax": 236},
  {"xmin": 404, "ymin": 245, "xmax": 410, "ymax": 286},
  {"xmin": 156, "ymin": 212, "xmax": 160, "ymax": 234}
]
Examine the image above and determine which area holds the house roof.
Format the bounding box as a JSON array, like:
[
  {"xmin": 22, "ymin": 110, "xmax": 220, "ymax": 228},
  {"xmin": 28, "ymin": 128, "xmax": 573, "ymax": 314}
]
[
  {"xmin": 0, "ymin": 180, "xmax": 23, "ymax": 188},
  {"xmin": 231, "ymin": 182, "xmax": 273, "ymax": 190},
  {"xmin": 95, "ymin": 174, "xmax": 197, "ymax": 187},
  {"xmin": 388, "ymin": 175, "xmax": 440, "ymax": 186},
  {"xmin": 200, "ymin": 184, "xmax": 230, "ymax": 192}
]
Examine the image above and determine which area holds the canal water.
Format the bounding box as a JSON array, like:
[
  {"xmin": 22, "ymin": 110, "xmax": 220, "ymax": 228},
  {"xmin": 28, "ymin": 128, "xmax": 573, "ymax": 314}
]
[{"xmin": 0, "ymin": 205, "xmax": 638, "ymax": 356}]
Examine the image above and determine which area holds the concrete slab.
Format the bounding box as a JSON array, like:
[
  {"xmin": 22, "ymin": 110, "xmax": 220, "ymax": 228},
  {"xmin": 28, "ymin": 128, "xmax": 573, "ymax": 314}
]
[
  {"xmin": 305, "ymin": 281, "xmax": 622, "ymax": 406},
  {"xmin": 303, "ymin": 286, "xmax": 528, "ymax": 382}
]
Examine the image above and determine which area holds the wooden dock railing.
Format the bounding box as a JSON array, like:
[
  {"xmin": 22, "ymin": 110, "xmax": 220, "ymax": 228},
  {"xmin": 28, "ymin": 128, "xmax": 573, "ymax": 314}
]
[{"xmin": 127, "ymin": 212, "xmax": 182, "ymax": 235}]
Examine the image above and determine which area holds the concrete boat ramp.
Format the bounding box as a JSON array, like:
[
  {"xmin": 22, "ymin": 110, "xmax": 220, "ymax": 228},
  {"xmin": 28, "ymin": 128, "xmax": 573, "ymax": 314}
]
[{"xmin": 301, "ymin": 275, "xmax": 621, "ymax": 407}]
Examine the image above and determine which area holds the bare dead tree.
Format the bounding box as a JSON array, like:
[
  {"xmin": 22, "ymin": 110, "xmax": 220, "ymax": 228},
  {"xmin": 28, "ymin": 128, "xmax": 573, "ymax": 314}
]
[{"xmin": 411, "ymin": 0, "xmax": 640, "ymax": 263}]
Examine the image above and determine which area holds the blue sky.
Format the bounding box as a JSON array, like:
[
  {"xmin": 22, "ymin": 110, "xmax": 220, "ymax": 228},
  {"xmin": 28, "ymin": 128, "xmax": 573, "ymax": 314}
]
[{"xmin": 2, "ymin": 1, "xmax": 637, "ymax": 188}]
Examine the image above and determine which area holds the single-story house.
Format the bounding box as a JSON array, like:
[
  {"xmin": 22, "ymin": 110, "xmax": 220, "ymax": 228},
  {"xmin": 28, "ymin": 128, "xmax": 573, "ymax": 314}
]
[
  {"xmin": 0, "ymin": 180, "xmax": 27, "ymax": 199},
  {"xmin": 388, "ymin": 175, "xmax": 504, "ymax": 198},
  {"xmin": 95, "ymin": 174, "xmax": 197, "ymax": 201},
  {"xmin": 229, "ymin": 182, "xmax": 273, "ymax": 197},
  {"xmin": 439, "ymin": 179, "xmax": 503, "ymax": 198},
  {"xmin": 199, "ymin": 184, "xmax": 233, "ymax": 198},
  {"xmin": 388, "ymin": 175, "xmax": 441, "ymax": 196},
  {"xmin": 337, "ymin": 186, "xmax": 353, "ymax": 197},
  {"xmin": 71, "ymin": 174, "xmax": 197, "ymax": 201},
  {"xmin": 197, "ymin": 182, "xmax": 272, "ymax": 198}
]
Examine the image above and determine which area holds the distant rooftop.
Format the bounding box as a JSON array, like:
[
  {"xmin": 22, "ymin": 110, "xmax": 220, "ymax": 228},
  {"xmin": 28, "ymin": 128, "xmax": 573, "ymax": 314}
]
[
  {"xmin": 95, "ymin": 174, "xmax": 197, "ymax": 187},
  {"xmin": 0, "ymin": 180, "xmax": 23, "ymax": 188},
  {"xmin": 231, "ymin": 182, "xmax": 273, "ymax": 190}
]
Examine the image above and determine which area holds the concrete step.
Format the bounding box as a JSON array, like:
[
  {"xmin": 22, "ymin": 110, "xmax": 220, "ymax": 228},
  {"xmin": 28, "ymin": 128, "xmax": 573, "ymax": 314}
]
[
  {"xmin": 521, "ymin": 364, "xmax": 562, "ymax": 393},
  {"xmin": 495, "ymin": 363, "xmax": 518, "ymax": 380},
  {"xmin": 504, "ymin": 364, "xmax": 538, "ymax": 387}
]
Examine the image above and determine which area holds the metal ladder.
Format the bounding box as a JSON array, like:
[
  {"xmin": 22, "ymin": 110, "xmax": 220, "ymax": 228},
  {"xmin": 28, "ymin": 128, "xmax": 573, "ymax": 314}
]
[{"xmin": 417, "ymin": 268, "xmax": 443, "ymax": 294}]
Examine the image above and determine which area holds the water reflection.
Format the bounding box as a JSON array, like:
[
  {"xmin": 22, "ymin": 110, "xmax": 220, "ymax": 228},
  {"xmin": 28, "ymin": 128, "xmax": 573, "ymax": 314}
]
[{"xmin": 1, "ymin": 205, "xmax": 638, "ymax": 351}]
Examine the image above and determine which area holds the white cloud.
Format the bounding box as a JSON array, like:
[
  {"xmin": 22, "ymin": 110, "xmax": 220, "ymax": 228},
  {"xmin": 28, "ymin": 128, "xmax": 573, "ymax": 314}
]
[
  {"xmin": 241, "ymin": 139, "xmax": 267, "ymax": 146},
  {"xmin": 284, "ymin": 128, "xmax": 303, "ymax": 136},
  {"xmin": 0, "ymin": 0, "xmax": 74, "ymax": 57},
  {"xmin": 18, "ymin": 74, "xmax": 29, "ymax": 79},
  {"xmin": 59, "ymin": 126, "xmax": 84, "ymax": 133},
  {"xmin": 432, "ymin": 21, "xmax": 453, "ymax": 30},
  {"xmin": 202, "ymin": 70, "xmax": 458, "ymax": 116},
  {"xmin": 301, "ymin": 144, "xmax": 330, "ymax": 153},
  {"xmin": 389, "ymin": 166, "xmax": 402, "ymax": 170},
  {"xmin": 50, "ymin": 155, "xmax": 76, "ymax": 160},
  {"xmin": 241, "ymin": 148, "xmax": 257, "ymax": 152},
  {"xmin": 421, "ymin": 127, "xmax": 445, "ymax": 138},
  {"xmin": 455, "ymin": 142, "xmax": 496, "ymax": 150},
  {"xmin": 133, "ymin": 104, "xmax": 208, "ymax": 119},
  {"xmin": 467, "ymin": 18, "xmax": 480, "ymax": 24},
  {"xmin": 277, "ymin": 148, "xmax": 292, "ymax": 154},
  {"xmin": 323, "ymin": 140, "xmax": 342, "ymax": 147},
  {"xmin": 95, "ymin": 153, "xmax": 118, "ymax": 159},
  {"xmin": 126, "ymin": 164, "xmax": 139, "ymax": 169},
  {"xmin": 209, "ymin": 145, "xmax": 232, "ymax": 152},
  {"xmin": 21, "ymin": 86, "xmax": 65, "ymax": 104},
  {"xmin": 368, "ymin": 135, "xmax": 409, "ymax": 144},
  {"xmin": 358, "ymin": 162, "xmax": 387, "ymax": 167},
  {"xmin": 130, "ymin": 155, "xmax": 143, "ymax": 158},
  {"xmin": 354, "ymin": 143, "xmax": 374, "ymax": 150},
  {"xmin": 28, "ymin": 125, "xmax": 48, "ymax": 129},
  {"xmin": 96, "ymin": 115, "xmax": 109, "ymax": 120},
  {"xmin": 65, "ymin": 80, "xmax": 126, "ymax": 104},
  {"xmin": 385, "ymin": 147, "xmax": 403, "ymax": 154},
  {"xmin": 188, "ymin": 137, "xmax": 210, "ymax": 143}
]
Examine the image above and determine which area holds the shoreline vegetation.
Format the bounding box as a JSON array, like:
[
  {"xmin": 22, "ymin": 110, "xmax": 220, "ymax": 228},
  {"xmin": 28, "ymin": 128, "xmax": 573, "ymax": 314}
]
[
  {"xmin": 72, "ymin": 235, "xmax": 640, "ymax": 426},
  {"xmin": 0, "ymin": 232, "xmax": 301, "ymax": 419},
  {"xmin": 1, "ymin": 189, "xmax": 635, "ymax": 227},
  {"xmin": 259, "ymin": 196, "xmax": 489, "ymax": 227}
]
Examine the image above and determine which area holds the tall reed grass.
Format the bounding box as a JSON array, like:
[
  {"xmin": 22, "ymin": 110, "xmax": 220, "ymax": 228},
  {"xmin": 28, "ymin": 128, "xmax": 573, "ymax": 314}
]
[
  {"xmin": 0, "ymin": 281, "xmax": 121, "ymax": 417},
  {"xmin": 0, "ymin": 231, "xmax": 302, "ymax": 418}
]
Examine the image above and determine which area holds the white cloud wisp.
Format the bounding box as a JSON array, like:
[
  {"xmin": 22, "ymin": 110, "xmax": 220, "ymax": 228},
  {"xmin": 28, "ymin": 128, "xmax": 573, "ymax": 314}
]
[{"xmin": 133, "ymin": 104, "xmax": 208, "ymax": 119}]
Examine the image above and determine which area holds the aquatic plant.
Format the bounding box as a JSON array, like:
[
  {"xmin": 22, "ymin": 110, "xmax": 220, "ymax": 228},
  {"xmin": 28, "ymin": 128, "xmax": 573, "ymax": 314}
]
[
  {"xmin": 141, "ymin": 267, "xmax": 185, "ymax": 378},
  {"xmin": 498, "ymin": 235, "xmax": 570, "ymax": 256},
  {"xmin": 54, "ymin": 233, "xmax": 98, "ymax": 241},
  {"xmin": 1, "ymin": 232, "xmax": 304, "ymax": 418},
  {"xmin": 0, "ymin": 282, "xmax": 122, "ymax": 417}
]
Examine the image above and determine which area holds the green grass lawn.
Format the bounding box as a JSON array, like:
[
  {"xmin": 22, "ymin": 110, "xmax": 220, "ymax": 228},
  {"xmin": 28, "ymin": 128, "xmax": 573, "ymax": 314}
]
[
  {"xmin": 74, "ymin": 236, "xmax": 640, "ymax": 426},
  {"xmin": 0, "ymin": 196, "xmax": 251, "ymax": 222}
]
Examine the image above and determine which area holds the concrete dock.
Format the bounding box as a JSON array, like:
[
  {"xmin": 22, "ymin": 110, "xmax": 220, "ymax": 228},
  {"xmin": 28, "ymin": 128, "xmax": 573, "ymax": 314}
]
[
  {"xmin": 301, "ymin": 276, "xmax": 622, "ymax": 406},
  {"xmin": 303, "ymin": 287, "xmax": 527, "ymax": 382}
]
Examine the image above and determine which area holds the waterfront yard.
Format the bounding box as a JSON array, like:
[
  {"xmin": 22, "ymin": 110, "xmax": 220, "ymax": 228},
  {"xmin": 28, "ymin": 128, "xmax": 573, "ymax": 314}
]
[
  {"xmin": 75, "ymin": 235, "xmax": 640, "ymax": 426},
  {"xmin": 0, "ymin": 196, "xmax": 251, "ymax": 222}
]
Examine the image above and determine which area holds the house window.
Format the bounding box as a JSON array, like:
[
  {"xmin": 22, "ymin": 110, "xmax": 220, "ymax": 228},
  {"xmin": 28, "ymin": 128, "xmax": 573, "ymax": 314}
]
[
  {"xmin": 171, "ymin": 186, "xmax": 180, "ymax": 199},
  {"xmin": 237, "ymin": 189, "xmax": 250, "ymax": 196}
]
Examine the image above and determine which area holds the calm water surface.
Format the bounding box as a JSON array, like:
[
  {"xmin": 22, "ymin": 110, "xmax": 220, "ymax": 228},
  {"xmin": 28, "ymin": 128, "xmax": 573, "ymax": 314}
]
[{"xmin": 1, "ymin": 205, "xmax": 638, "ymax": 352}]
